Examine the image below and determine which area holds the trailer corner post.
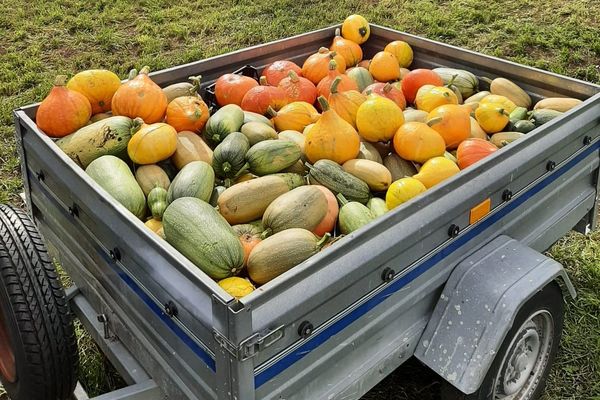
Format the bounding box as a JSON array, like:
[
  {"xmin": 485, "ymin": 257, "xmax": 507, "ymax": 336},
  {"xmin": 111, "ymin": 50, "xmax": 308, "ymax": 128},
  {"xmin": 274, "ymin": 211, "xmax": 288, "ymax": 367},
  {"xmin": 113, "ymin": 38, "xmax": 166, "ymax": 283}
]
[{"xmin": 212, "ymin": 295, "xmax": 256, "ymax": 400}]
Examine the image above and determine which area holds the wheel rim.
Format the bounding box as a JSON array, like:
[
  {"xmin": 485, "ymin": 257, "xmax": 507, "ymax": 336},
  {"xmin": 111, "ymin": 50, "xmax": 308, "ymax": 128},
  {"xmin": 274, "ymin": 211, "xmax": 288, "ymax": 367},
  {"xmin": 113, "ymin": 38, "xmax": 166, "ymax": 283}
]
[
  {"xmin": 0, "ymin": 304, "xmax": 16, "ymax": 383},
  {"xmin": 493, "ymin": 310, "xmax": 553, "ymax": 400}
]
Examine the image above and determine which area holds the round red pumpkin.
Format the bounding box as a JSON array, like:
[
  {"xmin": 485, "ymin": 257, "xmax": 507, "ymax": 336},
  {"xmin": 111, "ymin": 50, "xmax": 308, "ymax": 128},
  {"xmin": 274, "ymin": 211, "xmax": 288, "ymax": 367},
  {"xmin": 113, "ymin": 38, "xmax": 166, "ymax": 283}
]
[
  {"xmin": 401, "ymin": 69, "xmax": 443, "ymax": 104},
  {"xmin": 166, "ymin": 96, "xmax": 210, "ymax": 132},
  {"xmin": 278, "ymin": 71, "xmax": 318, "ymax": 105},
  {"xmin": 214, "ymin": 74, "xmax": 259, "ymax": 107},
  {"xmin": 363, "ymin": 82, "xmax": 406, "ymax": 110},
  {"xmin": 261, "ymin": 60, "xmax": 302, "ymax": 86},
  {"xmin": 456, "ymin": 138, "xmax": 498, "ymax": 169},
  {"xmin": 240, "ymin": 76, "xmax": 289, "ymax": 115}
]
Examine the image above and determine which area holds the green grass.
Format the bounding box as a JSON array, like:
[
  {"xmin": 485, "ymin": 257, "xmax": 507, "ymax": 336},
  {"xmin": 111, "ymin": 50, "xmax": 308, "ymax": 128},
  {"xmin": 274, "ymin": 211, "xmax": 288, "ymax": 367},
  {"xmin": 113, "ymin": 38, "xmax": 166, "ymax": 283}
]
[{"xmin": 0, "ymin": 0, "xmax": 599, "ymax": 398}]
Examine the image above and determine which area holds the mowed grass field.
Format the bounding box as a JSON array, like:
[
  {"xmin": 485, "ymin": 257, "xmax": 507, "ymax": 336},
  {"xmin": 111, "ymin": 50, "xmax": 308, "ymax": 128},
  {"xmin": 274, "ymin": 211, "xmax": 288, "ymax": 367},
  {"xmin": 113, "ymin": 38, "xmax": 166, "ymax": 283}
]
[{"xmin": 0, "ymin": 0, "xmax": 599, "ymax": 398}]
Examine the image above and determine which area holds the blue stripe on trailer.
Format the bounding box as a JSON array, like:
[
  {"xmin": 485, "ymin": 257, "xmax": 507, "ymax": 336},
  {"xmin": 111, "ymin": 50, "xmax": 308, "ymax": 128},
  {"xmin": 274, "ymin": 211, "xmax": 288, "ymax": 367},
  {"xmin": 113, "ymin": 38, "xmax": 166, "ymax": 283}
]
[
  {"xmin": 254, "ymin": 141, "xmax": 600, "ymax": 388},
  {"xmin": 109, "ymin": 266, "xmax": 217, "ymax": 372}
]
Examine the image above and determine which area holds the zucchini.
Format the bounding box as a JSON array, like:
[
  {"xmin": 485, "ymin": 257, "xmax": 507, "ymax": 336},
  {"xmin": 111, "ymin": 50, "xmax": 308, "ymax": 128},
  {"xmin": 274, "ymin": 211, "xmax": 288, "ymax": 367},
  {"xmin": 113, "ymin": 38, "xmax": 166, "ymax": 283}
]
[
  {"xmin": 529, "ymin": 109, "xmax": 563, "ymax": 127},
  {"xmin": 512, "ymin": 120, "xmax": 536, "ymax": 133},
  {"xmin": 367, "ymin": 197, "xmax": 388, "ymax": 218},
  {"xmin": 337, "ymin": 194, "xmax": 375, "ymax": 234},
  {"xmin": 167, "ymin": 161, "xmax": 215, "ymax": 204},
  {"xmin": 148, "ymin": 187, "xmax": 168, "ymax": 220},
  {"xmin": 307, "ymin": 159, "xmax": 370, "ymax": 204},
  {"xmin": 212, "ymin": 132, "xmax": 250, "ymax": 185},
  {"xmin": 203, "ymin": 104, "xmax": 245, "ymax": 146},
  {"xmin": 246, "ymin": 140, "xmax": 302, "ymax": 176}
]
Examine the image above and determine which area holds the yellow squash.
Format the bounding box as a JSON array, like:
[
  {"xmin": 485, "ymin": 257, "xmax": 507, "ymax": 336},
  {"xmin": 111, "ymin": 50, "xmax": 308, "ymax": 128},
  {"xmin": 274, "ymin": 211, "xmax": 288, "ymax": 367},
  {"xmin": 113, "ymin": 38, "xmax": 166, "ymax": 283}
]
[
  {"xmin": 475, "ymin": 103, "xmax": 510, "ymax": 134},
  {"xmin": 413, "ymin": 156, "xmax": 460, "ymax": 188},
  {"xmin": 267, "ymin": 101, "xmax": 320, "ymax": 132},
  {"xmin": 385, "ymin": 177, "xmax": 427, "ymax": 209},
  {"xmin": 415, "ymin": 85, "xmax": 458, "ymax": 113},
  {"xmin": 356, "ymin": 94, "xmax": 404, "ymax": 142},
  {"xmin": 128, "ymin": 123, "xmax": 177, "ymax": 165}
]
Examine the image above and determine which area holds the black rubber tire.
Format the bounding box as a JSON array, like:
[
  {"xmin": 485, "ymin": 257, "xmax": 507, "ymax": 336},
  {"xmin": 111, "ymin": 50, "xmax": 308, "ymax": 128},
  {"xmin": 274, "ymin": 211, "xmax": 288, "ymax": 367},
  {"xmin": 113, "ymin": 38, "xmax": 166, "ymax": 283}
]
[
  {"xmin": 0, "ymin": 204, "xmax": 79, "ymax": 400},
  {"xmin": 441, "ymin": 282, "xmax": 564, "ymax": 400}
]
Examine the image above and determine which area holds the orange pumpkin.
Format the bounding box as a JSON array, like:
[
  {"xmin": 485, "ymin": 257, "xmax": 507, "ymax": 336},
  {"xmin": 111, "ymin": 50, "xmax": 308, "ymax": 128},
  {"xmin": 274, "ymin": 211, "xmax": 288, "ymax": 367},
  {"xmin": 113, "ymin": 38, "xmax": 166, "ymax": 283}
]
[
  {"xmin": 261, "ymin": 60, "xmax": 302, "ymax": 86},
  {"xmin": 302, "ymin": 47, "xmax": 346, "ymax": 84},
  {"xmin": 369, "ymin": 51, "xmax": 401, "ymax": 82},
  {"xmin": 415, "ymin": 85, "xmax": 459, "ymax": 112},
  {"xmin": 456, "ymin": 138, "xmax": 498, "ymax": 169},
  {"xmin": 166, "ymin": 96, "xmax": 210, "ymax": 132},
  {"xmin": 393, "ymin": 122, "xmax": 446, "ymax": 163},
  {"xmin": 426, "ymin": 104, "xmax": 471, "ymax": 149},
  {"xmin": 317, "ymin": 59, "xmax": 358, "ymax": 99},
  {"xmin": 312, "ymin": 185, "xmax": 339, "ymax": 236},
  {"xmin": 278, "ymin": 71, "xmax": 318, "ymax": 104},
  {"xmin": 111, "ymin": 66, "xmax": 167, "ymax": 123},
  {"xmin": 127, "ymin": 123, "xmax": 178, "ymax": 165},
  {"xmin": 240, "ymin": 76, "xmax": 289, "ymax": 115},
  {"xmin": 214, "ymin": 74, "xmax": 259, "ymax": 107},
  {"xmin": 67, "ymin": 69, "xmax": 121, "ymax": 114},
  {"xmin": 330, "ymin": 28, "xmax": 363, "ymax": 67},
  {"xmin": 328, "ymin": 77, "xmax": 367, "ymax": 128},
  {"xmin": 237, "ymin": 229, "xmax": 262, "ymax": 267},
  {"xmin": 305, "ymin": 96, "xmax": 360, "ymax": 164},
  {"xmin": 401, "ymin": 69, "xmax": 444, "ymax": 104},
  {"xmin": 363, "ymin": 82, "xmax": 406, "ymax": 110},
  {"xmin": 36, "ymin": 75, "xmax": 92, "ymax": 138}
]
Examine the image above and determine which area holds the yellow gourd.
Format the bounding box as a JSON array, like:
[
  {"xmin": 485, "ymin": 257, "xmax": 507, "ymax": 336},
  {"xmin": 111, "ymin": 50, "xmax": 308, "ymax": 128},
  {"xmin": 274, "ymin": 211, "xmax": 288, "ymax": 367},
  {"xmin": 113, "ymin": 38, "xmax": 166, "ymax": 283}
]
[
  {"xmin": 369, "ymin": 51, "xmax": 401, "ymax": 82},
  {"xmin": 415, "ymin": 85, "xmax": 459, "ymax": 112},
  {"xmin": 218, "ymin": 277, "xmax": 255, "ymax": 299},
  {"xmin": 356, "ymin": 94, "xmax": 405, "ymax": 142},
  {"xmin": 392, "ymin": 122, "xmax": 446, "ymax": 163},
  {"xmin": 341, "ymin": 14, "xmax": 370, "ymax": 44},
  {"xmin": 480, "ymin": 94, "xmax": 517, "ymax": 114},
  {"xmin": 475, "ymin": 103, "xmax": 510, "ymax": 134},
  {"xmin": 385, "ymin": 177, "xmax": 427, "ymax": 209},
  {"xmin": 384, "ymin": 40, "xmax": 414, "ymax": 68},
  {"xmin": 413, "ymin": 156, "xmax": 460, "ymax": 188},
  {"xmin": 305, "ymin": 96, "xmax": 360, "ymax": 164},
  {"xmin": 128, "ymin": 123, "xmax": 178, "ymax": 165},
  {"xmin": 328, "ymin": 77, "xmax": 367, "ymax": 128},
  {"xmin": 267, "ymin": 101, "xmax": 320, "ymax": 132}
]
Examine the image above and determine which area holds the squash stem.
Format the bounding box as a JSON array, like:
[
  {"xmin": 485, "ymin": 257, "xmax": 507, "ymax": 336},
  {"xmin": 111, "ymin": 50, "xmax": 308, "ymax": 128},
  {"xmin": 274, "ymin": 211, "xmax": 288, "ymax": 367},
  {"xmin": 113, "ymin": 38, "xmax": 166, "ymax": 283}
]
[
  {"xmin": 130, "ymin": 117, "xmax": 144, "ymax": 134},
  {"xmin": 328, "ymin": 59, "xmax": 338, "ymax": 71},
  {"xmin": 259, "ymin": 76, "xmax": 268, "ymax": 86},
  {"xmin": 335, "ymin": 28, "xmax": 341, "ymax": 37},
  {"xmin": 383, "ymin": 83, "xmax": 393, "ymax": 93},
  {"xmin": 222, "ymin": 162, "xmax": 232, "ymax": 173},
  {"xmin": 189, "ymin": 75, "xmax": 202, "ymax": 95},
  {"xmin": 329, "ymin": 77, "xmax": 342, "ymax": 94},
  {"xmin": 316, "ymin": 232, "xmax": 331, "ymax": 249},
  {"xmin": 139, "ymin": 66, "xmax": 151, "ymax": 75},
  {"xmin": 317, "ymin": 96, "xmax": 330, "ymax": 112},
  {"xmin": 288, "ymin": 70, "xmax": 300, "ymax": 83},
  {"xmin": 445, "ymin": 74, "xmax": 458, "ymax": 88},
  {"xmin": 128, "ymin": 68, "xmax": 138, "ymax": 80},
  {"xmin": 260, "ymin": 228, "xmax": 272, "ymax": 240},
  {"xmin": 265, "ymin": 106, "xmax": 278, "ymax": 118},
  {"xmin": 426, "ymin": 117, "xmax": 443, "ymax": 127},
  {"xmin": 54, "ymin": 75, "xmax": 68, "ymax": 86},
  {"xmin": 336, "ymin": 193, "xmax": 349, "ymax": 206}
]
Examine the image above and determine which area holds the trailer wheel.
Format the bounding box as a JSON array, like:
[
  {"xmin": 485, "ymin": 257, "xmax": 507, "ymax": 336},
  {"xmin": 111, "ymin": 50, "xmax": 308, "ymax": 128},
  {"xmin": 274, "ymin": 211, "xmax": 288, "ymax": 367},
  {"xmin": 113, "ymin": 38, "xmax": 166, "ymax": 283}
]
[
  {"xmin": 441, "ymin": 282, "xmax": 564, "ymax": 400},
  {"xmin": 0, "ymin": 204, "xmax": 79, "ymax": 400}
]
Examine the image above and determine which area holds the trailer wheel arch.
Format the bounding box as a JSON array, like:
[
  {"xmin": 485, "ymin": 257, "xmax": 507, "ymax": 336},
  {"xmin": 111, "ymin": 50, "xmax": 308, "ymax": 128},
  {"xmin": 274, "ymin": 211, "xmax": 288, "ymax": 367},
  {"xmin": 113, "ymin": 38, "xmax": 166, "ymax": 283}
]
[
  {"xmin": 439, "ymin": 281, "xmax": 564, "ymax": 399},
  {"xmin": 0, "ymin": 204, "xmax": 79, "ymax": 400},
  {"xmin": 414, "ymin": 235, "xmax": 574, "ymax": 397}
]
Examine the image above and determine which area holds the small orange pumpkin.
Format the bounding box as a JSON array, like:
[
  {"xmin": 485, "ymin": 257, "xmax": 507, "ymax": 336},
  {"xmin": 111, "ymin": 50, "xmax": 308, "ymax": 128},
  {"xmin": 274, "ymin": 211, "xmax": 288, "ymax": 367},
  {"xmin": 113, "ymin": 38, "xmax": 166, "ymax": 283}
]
[
  {"xmin": 240, "ymin": 77, "xmax": 289, "ymax": 115},
  {"xmin": 166, "ymin": 95, "xmax": 210, "ymax": 132},
  {"xmin": 369, "ymin": 51, "xmax": 401, "ymax": 82},
  {"xmin": 214, "ymin": 74, "xmax": 259, "ymax": 107},
  {"xmin": 426, "ymin": 104, "xmax": 471, "ymax": 149},
  {"xmin": 330, "ymin": 28, "xmax": 363, "ymax": 67},
  {"xmin": 317, "ymin": 59, "xmax": 358, "ymax": 99},
  {"xmin": 261, "ymin": 60, "xmax": 302, "ymax": 86},
  {"xmin": 278, "ymin": 71, "xmax": 318, "ymax": 104},
  {"xmin": 67, "ymin": 69, "xmax": 121, "ymax": 114},
  {"xmin": 36, "ymin": 75, "xmax": 92, "ymax": 138},
  {"xmin": 312, "ymin": 185, "xmax": 339, "ymax": 236},
  {"xmin": 328, "ymin": 77, "xmax": 367, "ymax": 128},
  {"xmin": 363, "ymin": 82, "xmax": 406, "ymax": 110},
  {"xmin": 302, "ymin": 47, "xmax": 346, "ymax": 85},
  {"xmin": 393, "ymin": 122, "xmax": 446, "ymax": 163},
  {"xmin": 127, "ymin": 123, "xmax": 178, "ymax": 165},
  {"xmin": 456, "ymin": 138, "xmax": 498, "ymax": 169},
  {"xmin": 112, "ymin": 66, "xmax": 168, "ymax": 124}
]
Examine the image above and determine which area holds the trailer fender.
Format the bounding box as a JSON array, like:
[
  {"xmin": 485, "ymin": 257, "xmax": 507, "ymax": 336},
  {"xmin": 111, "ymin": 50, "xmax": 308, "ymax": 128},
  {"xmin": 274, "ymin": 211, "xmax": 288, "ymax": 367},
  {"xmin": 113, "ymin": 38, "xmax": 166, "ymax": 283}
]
[{"xmin": 414, "ymin": 234, "xmax": 575, "ymax": 395}]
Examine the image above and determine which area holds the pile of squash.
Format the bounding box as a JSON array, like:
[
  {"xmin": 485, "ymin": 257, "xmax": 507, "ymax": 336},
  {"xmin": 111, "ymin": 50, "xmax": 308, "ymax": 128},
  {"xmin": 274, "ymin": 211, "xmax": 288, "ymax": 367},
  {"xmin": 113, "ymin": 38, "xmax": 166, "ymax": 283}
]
[{"xmin": 35, "ymin": 15, "xmax": 583, "ymax": 299}]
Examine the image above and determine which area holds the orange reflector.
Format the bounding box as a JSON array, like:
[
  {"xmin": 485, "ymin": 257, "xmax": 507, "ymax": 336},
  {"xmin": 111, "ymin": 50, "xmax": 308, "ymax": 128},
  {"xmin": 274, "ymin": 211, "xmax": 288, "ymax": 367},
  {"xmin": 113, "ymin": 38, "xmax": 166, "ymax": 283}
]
[{"xmin": 470, "ymin": 198, "xmax": 491, "ymax": 224}]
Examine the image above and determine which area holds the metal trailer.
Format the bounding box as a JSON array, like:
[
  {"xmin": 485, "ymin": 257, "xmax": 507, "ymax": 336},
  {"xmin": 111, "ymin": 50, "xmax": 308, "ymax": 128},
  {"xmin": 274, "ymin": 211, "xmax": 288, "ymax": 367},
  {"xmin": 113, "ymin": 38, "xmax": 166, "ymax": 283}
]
[{"xmin": 2, "ymin": 23, "xmax": 600, "ymax": 400}]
